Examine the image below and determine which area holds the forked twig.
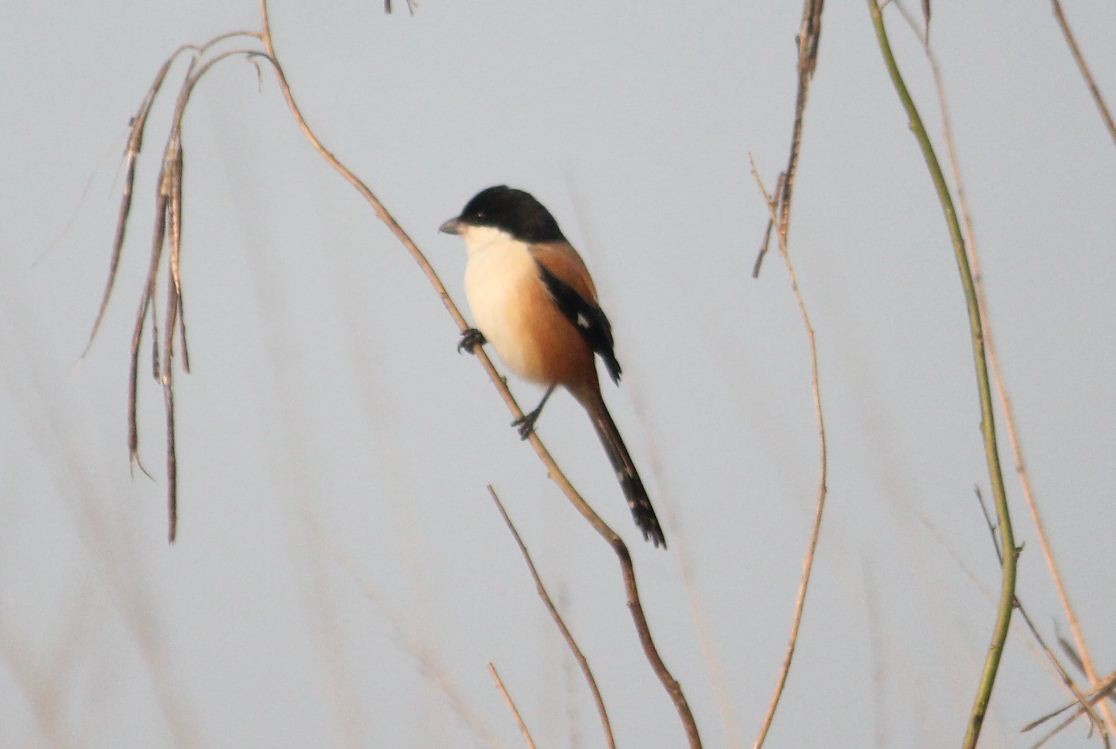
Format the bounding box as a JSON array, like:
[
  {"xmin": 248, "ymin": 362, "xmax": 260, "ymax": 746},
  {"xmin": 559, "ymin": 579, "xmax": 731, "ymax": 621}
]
[
  {"xmin": 488, "ymin": 486, "xmax": 616, "ymax": 749},
  {"xmin": 752, "ymin": 0, "xmax": 824, "ymax": 278},
  {"xmin": 748, "ymin": 156, "xmax": 829, "ymax": 749},
  {"xmin": 488, "ymin": 663, "xmax": 537, "ymax": 749}
]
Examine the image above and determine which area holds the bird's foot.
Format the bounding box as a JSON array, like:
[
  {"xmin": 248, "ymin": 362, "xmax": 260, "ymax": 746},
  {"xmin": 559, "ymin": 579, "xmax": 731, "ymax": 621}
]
[
  {"xmin": 457, "ymin": 328, "xmax": 486, "ymax": 354},
  {"xmin": 511, "ymin": 407, "xmax": 542, "ymax": 440}
]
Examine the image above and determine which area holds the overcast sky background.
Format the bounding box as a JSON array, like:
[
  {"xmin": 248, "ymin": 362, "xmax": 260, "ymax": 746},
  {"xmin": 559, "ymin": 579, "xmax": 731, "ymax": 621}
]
[{"xmin": 2, "ymin": 1, "xmax": 1115, "ymax": 747}]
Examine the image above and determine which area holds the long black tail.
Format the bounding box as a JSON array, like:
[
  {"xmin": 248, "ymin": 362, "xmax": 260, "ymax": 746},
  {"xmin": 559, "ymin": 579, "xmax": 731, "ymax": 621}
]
[{"xmin": 578, "ymin": 389, "xmax": 666, "ymax": 548}]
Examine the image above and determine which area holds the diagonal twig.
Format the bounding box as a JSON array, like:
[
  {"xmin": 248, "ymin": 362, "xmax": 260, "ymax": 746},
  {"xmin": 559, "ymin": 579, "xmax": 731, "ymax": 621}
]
[
  {"xmin": 749, "ymin": 156, "xmax": 829, "ymax": 749},
  {"xmin": 488, "ymin": 663, "xmax": 537, "ymax": 749},
  {"xmin": 488, "ymin": 485, "xmax": 616, "ymax": 749},
  {"xmin": 1050, "ymin": 0, "xmax": 1116, "ymax": 146}
]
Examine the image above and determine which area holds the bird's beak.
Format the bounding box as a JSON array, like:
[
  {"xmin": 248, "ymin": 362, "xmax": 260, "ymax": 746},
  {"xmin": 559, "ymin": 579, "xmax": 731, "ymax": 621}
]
[{"xmin": 439, "ymin": 217, "xmax": 463, "ymax": 235}]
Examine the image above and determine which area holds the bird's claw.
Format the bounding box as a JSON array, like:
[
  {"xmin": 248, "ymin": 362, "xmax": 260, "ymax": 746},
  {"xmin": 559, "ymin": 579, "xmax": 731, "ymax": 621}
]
[
  {"xmin": 458, "ymin": 328, "xmax": 485, "ymax": 354},
  {"xmin": 511, "ymin": 409, "xmax": 541, "ymax": 440}
]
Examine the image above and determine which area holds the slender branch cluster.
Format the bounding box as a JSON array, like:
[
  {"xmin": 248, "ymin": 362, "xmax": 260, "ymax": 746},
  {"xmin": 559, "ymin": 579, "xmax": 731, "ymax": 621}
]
[{"xmin": 91, "ymin": 2, "xmax": 700, "ymax": 744}]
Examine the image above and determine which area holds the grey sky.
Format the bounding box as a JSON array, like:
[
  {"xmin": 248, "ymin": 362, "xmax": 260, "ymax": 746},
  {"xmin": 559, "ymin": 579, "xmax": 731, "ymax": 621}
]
[{"xmin": 2, "ymin": 1, "xmax": 1114, "ymax": 747}]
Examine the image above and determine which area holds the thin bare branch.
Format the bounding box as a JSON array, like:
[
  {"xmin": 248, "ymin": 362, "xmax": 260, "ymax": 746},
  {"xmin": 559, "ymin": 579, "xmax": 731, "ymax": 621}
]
[
  {"xmin": 488, "ymin": 663, "xmax": 537, "ymax": 749},
  {"xmin": 752, "ymin": 172, "xmax": 784, "ymax": 279},
  {"xmin": 749, "ymin": 156, "xmax": 829, "ymax": 749},
  {"xmin": 254, "ymin": 2, "xmax": 700, "ymax": 743},
  {"xmin": 488, "ymin": 486, "xmax": 616, "ymax": 749},
  {"xmin": 747, "ymin": 8, "xmax": 830, "ymax": 742},
  {"xmin": 1050, "ymin": 0, "xmax": 1116, "ymax": 146},
  {"xmin": 753, "ymin": 0, "xmax": 824, "ymax": 277}
]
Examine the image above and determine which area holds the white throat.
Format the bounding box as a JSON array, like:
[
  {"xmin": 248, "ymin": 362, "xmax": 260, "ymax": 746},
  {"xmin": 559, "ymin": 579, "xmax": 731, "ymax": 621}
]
[{"xmin": 461, "ymin": 225, "xmax": 519, "ymax": 258}]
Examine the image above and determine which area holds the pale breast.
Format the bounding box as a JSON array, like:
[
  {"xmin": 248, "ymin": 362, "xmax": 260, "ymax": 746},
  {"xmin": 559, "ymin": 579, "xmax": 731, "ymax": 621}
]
[{"xmin": 464, "ymin": 236, "xmax": 592, "ymax": 385}]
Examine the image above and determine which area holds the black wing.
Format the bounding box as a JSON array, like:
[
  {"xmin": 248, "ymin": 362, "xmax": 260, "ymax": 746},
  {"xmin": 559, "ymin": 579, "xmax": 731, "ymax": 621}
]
[{"xmin": 536, "ymin": 261, "xmax": 622, "ymax": 384}]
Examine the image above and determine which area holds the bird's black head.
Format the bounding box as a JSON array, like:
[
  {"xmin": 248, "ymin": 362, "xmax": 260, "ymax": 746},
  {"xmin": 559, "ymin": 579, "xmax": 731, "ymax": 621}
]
[{"xmin": 440, "ymin": 186, "xmax": 566, "ymax": 243}]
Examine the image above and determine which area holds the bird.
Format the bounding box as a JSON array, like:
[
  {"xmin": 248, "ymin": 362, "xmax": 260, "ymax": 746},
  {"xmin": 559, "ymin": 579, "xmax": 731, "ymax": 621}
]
[{"xmin": 440, "ymin": 185, "xmax": 666, "ymax": 548}]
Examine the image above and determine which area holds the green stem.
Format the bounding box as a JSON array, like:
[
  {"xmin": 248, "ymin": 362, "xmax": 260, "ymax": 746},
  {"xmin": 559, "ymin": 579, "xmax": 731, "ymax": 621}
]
[{"xmin": 866, "ymin": 3, "xmax": 1016, "ymax": 746}]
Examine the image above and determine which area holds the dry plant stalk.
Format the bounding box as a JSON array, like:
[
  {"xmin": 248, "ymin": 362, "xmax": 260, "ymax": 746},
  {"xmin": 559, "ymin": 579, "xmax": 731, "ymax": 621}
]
[
  {"xmin": 748, "ymin": 157, "xmax": 829, "ymax": 749},
  {"xmin": 752, "ymin": 0, "xmax": 824, "ymax": 278},
  {"xmin": 1050, "ymin": 0, "xmax": 1116, "ymax": 146},
  {"xmin": 488, "ymin": 486, "xmax": 616, "ymax": 749},
  {"xmin": 893, "ymin": 1, "xmax": 1116, "ymax": 738},
  {"xmin": 746, "ymin": 5, "xmax": 829, "ymax": 747},
  {"xmin": 87, "ymin": 31, "xmax": 258, "ymax": 541},
  {"xmin": 92, "ymin": 1, "xmax": 700, "ymax": 744},
  {"xmin": 488, "ymin": 663, "xmax": 537, "ymax": 749}
]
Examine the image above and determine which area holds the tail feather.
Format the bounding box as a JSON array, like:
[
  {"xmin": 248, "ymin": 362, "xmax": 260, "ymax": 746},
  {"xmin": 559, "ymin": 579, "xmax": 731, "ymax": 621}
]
[{"xmin": 579, "ymin": 389, "xmax": 666, "ymax": 548}]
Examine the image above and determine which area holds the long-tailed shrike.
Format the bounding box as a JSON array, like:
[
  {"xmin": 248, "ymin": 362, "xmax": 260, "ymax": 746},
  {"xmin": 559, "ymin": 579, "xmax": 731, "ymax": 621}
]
[{"xmin": 440, "ymin": 186, "xmax": 665, "ymax": 548}]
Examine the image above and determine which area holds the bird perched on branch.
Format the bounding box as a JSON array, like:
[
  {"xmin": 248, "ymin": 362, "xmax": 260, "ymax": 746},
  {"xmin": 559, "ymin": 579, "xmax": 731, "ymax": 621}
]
[{"xmin": 440, "ymin": 186, "xmax": 665, "ymax": 548}]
